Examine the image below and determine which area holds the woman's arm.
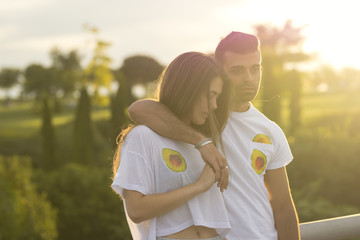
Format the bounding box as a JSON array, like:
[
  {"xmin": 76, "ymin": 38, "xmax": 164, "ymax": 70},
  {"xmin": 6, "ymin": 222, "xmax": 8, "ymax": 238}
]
[
  {"xmin": 123, "ymin": 164, "xmax": 216, "ymax": 223},
  {"xmin": 128, "ymin": 99, "xmax": 228, "ymax": 191}
]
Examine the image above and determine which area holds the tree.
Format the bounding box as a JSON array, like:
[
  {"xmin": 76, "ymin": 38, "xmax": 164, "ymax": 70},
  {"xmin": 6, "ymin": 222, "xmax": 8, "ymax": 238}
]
[
  {"xmin": 73, "ymin": 87, "xmax": 94, "ymax": 164},
  {"xmin": 254, "ymin": 20, "xmax": 310, "ymax": 125},
  {"xmin": 23, "ymin": 64, "xmax": 52, "ymax": 98},
  {"xmin": 49, "ymin": 48, "xmax": 82, "ymax": 111},
  {"xmin": 121, "ymin": 55, "xmax": 163, "ymax": 85},
  {"xmin": 315, "ymin": 65, "xmax": 339, "ymax": 93},
  {"xmin": 41, "ymin": 96, "xmax": 56, "ymax": 169},
  {"xmin": 340, "ymin": 67, "xmax": 360, "ymax": 92},
  {"xmin": 120, "ymin": 55, "xmax": 163, "ymax": 103},
  {"xmin": 72, "ymin": 25, "xmax": 113, "ymax": 164},
  {"xmin": 23, "ymin": 49, "xmax": 82, "ymax": 112},
  {"xmin": 83, "ymin": 24, "xmax": 114, "ymax": 106},
  {"xmin": 111, "ymin": 70, "xmax": 130, "ymax": 145},
  {"xmin": 0, "ymin": 155, "xmax": 58, "ymax": 240},
  {"xmin": 109, "ymin": 55, "xmax": 163, "ymax": 146},
  {"xmin": 0, "ymin": 68, "xmax": 20, "ymax": 106},
  {"xmin": 287, "ymin": 69, "xmax": 302, "ymax": 135}
]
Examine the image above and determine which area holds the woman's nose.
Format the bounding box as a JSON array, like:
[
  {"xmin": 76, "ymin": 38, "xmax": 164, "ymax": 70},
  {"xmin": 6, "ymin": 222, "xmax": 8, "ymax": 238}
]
[{"xmin": 211, "ymin": 98, "xmax": 217, "ymax": 110}]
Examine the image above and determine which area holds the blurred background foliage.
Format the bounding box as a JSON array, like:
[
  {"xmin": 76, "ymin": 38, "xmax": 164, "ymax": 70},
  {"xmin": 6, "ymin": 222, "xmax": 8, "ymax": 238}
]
[{"xmin": 0, "ymin": 21, "xmax": 359, "ymax": 239}]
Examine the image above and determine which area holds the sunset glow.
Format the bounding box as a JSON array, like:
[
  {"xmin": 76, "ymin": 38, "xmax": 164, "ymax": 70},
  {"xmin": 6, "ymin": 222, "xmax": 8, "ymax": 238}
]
[
  {"xmin": 218, "ymin": 0, "xmax": 360, "ymax": 69},
  {"xmin": 0, "ymin": 0, "xmax": 359, "ymax": 70}
]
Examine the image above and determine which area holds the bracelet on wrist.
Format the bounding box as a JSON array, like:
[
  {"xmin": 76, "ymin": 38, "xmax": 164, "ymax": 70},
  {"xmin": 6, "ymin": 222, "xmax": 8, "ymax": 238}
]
[{"xmin": 194, "ymin": 138, "xmax": 212, "ymax": 150}]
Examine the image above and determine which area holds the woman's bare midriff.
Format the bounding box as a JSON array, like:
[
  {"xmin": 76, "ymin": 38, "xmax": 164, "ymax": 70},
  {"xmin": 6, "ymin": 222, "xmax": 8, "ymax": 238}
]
[{"xmin": 163, "ymin": 225, "xmax": 218, "ymax": 239}]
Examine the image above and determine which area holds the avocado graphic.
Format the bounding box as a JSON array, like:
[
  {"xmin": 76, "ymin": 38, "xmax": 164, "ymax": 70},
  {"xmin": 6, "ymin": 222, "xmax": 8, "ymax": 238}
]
[
  {"xmin": 251, "ymin": 149, "xmax": 267, "ymax": 175},
  {"xmin": 162, "ymin": 148, "xmax": 187, "ymax": 172},
  {"xmin": 252, "ymin": 134, "xmax": 272, "ymax": 144}
]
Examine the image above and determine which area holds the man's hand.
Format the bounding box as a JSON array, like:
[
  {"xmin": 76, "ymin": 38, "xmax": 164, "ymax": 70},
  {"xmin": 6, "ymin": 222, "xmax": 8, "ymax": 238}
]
[{"xmin": 199, "ymin": 143, "xmax": 229, "ymax": 192}]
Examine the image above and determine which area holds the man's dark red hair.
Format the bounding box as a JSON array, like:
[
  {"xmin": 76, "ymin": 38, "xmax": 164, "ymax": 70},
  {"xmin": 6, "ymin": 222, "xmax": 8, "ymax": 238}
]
[{"xmin": 215, "ymin": 31, "xmax": 260, "ymax": 64}]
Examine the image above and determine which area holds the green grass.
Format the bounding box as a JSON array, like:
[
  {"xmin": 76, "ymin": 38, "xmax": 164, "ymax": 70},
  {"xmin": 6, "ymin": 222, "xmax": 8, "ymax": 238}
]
[
  {"xmin": 1, "ymin": 91, "xmax": 359, "ymax": 141},
  {"xmin": 0, "ymin": 101, "xmax": 111, "ymax": 140},
  {"xmin": 301, "ymin": 91, "xmax": 360, "ymax": 121},
  {"xmin": 275, "ymin": 91, "xmax": 360, "ymax": 130},
  {"xmin": 0, "ymin": 102, "xmax": 41, "ymax": 138}
]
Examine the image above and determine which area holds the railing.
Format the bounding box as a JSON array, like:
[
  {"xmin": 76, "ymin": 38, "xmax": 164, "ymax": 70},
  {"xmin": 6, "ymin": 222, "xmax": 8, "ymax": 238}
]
[{"xmin": 300, "ymin": 214, "xmax": 360, "ymax": 240}]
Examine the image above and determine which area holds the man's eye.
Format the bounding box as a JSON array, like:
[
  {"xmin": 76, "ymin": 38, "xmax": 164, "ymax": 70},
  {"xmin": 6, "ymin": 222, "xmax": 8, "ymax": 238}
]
[
  {"xmin": 251, "ymin": 68, "xmax": 259, "ymax": 74},
  {"xmin": 231, "ymin": 69, "xmax": 243, "ymax": 74},
  {"xmin": 251, "ymin": 66, "xmax": 262, "ymax": 74}
]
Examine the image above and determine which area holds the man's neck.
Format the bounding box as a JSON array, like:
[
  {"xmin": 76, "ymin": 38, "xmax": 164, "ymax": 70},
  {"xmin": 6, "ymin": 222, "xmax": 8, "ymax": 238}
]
[{"xmin": 231, "ymin": 101, "xmax": 251, "ymax": 113}]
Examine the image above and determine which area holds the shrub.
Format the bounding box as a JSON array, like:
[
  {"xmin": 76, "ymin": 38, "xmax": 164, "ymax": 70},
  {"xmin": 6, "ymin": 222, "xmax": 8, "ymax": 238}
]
[
  {"xmin": 36, "ymin": 163, "xmax": 131, "ymax": 240},
  {"xmin": 0, "ymin": 155, "xmax": 58, "ymax": 240}
]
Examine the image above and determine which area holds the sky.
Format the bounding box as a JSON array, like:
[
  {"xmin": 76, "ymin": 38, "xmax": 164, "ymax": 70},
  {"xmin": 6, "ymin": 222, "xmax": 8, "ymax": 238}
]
[{"xmin": 1, "ymin": 0, "xmax": 360, "ymax": 72}]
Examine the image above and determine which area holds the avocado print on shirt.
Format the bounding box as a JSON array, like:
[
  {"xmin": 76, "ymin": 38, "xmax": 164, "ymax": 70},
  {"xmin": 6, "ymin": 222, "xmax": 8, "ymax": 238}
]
[
  {"xmin": 251, "ymin": 149, "xmax": 267, "ymax": 175},
  {"xmin": 162, "ymin": 148, "xmax": 187, "ymax": 172},
  {"xmin": 252, "ymin": 134, "xmax": 272, "ymax": 144},
  {"xmin": 251, "ymin": 134, "xmax": 271, "ymax": 175}
]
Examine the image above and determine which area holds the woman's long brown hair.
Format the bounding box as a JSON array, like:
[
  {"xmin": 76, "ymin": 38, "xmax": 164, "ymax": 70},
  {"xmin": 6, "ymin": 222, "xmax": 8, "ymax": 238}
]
[{"xmin": 112, "ymin": 52, "xmax": 230, "ymax": 179}]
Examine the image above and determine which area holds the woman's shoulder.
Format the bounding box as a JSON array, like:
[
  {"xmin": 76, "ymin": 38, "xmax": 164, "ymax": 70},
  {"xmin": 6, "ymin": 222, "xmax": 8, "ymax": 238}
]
[
  {"xmin": 126, "ymin": 125, "xmax": 159, "ymax": 141},
  {"xmin": 121, "ymin": 125, "xmax": 160, "ymax": 155},
  {"xmin": 125, "ymin": 125, "xmax": 181, "ymax": 150}
]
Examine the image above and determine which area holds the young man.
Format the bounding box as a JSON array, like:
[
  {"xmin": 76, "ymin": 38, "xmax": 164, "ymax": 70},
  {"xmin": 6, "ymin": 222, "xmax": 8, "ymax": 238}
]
[{"xmin": 128, "ymin": 32, "xmax": 300, "ymax": 240}]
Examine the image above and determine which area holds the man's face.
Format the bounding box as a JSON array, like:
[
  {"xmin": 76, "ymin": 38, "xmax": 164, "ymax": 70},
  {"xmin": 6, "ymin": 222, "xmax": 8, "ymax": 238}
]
[{"xmin": 222, "ymin": 50, "xmax": 262, "ymax": 104}]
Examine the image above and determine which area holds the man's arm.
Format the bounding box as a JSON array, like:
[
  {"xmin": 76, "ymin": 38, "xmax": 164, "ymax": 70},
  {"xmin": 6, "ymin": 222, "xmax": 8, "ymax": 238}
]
[
  {"xmin": 264, "ymin": 167, "xmax": 301, "ymax": 240},
  {"xmin": 128, "ymin": 99, "xmax": 228, "ymax": 191},
  {"xmin": 129, "ymin": 99, "xmax": 204, "ymax": 145}
]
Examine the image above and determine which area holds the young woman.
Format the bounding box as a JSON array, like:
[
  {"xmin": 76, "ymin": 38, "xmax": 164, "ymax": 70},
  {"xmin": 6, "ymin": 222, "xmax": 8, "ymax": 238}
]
[{"xmin": 112, "ymin": 52, "xmax": 231, "ymax": 240}]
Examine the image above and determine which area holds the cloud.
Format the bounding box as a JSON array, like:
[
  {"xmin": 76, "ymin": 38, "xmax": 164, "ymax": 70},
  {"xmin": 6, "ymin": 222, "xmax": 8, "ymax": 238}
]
[
  {"xmin": 0, "ymin": 0, "xmax": 49, "ymax": 12},
  {"xmin": 1, "ymin": 0, "xmax": 358, "ymax": 70},
  {"xmin": 0, "ymin": 0, "xmax": 243, "ymax": 68}
]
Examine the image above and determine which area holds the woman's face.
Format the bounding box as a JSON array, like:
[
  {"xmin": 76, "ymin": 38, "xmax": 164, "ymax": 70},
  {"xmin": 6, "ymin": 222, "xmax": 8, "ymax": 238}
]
[{"xmin": 186, "ymin": 76, "xmax": 223, "ymax": 125}]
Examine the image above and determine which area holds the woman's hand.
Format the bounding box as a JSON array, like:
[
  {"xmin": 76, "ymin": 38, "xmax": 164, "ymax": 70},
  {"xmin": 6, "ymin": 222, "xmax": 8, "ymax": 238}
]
[
  {"xmin": 123, "ymin": 164, "xmax": 217, "ymax": 223},
  {"xmin": 196, "ymin": 164, "xmax": 216, "ymax": 193}
]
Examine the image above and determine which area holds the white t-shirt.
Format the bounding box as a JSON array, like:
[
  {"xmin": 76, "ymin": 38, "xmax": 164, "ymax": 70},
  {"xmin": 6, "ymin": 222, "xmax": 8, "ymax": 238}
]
[
  {"xmin": 222, "ymin": 103, "xmax": 293, "ymax": 240},
  {"xmin": 112, "ymin": 125, "xmax": 231, "ymax": 240}
]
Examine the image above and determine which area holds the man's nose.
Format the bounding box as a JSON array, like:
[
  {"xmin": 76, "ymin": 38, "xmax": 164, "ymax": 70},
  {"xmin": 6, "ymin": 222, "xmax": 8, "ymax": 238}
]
[{"xmin": 243, "ymin": 69, "xmax": 252, "ymax": 81}]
